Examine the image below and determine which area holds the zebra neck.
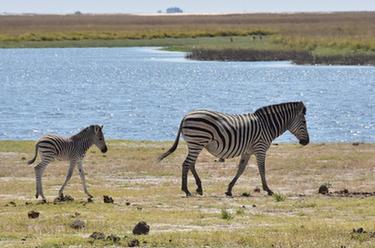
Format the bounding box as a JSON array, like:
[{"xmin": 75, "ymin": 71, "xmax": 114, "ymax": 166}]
[
  {"xmin": 78, "ymin": 137, "xmax": 94, "ymax": 153},
  {"xmin": 256, "ymin": 110, "xmax": 291, "ymax": 141},
  {"xmin": 72, "ymin": 130, "xmax": 94, "ymax": 153}
]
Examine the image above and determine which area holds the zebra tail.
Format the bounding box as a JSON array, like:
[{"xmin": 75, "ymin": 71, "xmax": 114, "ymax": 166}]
[
  {"xmin": 27, "ymin": 142, "xmax": 40, "ymax": 165},
  {"xmin": 157, "ymin": 120, "xmax": 183, "ymax": 162}
]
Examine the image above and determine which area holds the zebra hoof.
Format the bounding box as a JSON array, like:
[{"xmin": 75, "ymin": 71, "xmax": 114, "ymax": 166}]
[
  {"xmin": 225, "ymin": 191, "xmax": 233, "ymax": 197},
  {"xmin": 267, "ymin": 190, "xmax": 274, "ymax": 196},
  {"xmin": 196, "ymin": 188, "xmax": 203, "ymax": 195}
]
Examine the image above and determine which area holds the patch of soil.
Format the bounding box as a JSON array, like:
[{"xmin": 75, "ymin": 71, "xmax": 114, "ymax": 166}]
[
  {"xmin": 103, "ymin": 195, "xmax": 114, "ymax": 204},
  {"xmin": 128, "ymin": 239, "xmax": 140, "ymax": 247},
  {"xmin": 89, "ymin": 232, "xmax": 105, "ymax": 240},
  {"xmin": 107, "ymin": 234, "xmax": 121, "ymax": 243},
  {"xmin": 27, "ymin": 210, "xmax": 40, "ymax": 219},
  {"xmin": 54, "ymin": 194, "xmax": 74, "ymax": 203},
  {"xmin": 70, "ymin": 219, "xmax": 85, "ymax": 229},
  {"xmin": 329, "ymin": 189, "xmax": 375, "ymax": 197},
  {"xmin": 133, "ymin": 221, "xmax": 150, "ymax": 235}
]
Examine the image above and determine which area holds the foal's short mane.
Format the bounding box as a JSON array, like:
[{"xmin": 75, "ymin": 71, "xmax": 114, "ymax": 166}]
[
  {"xmin": 72, "ymin": 126, "xmax": 94, "ymax": 140},
  {"xmin": 254, "ymin": 101, "xmax": 306, "ymax": 116}
]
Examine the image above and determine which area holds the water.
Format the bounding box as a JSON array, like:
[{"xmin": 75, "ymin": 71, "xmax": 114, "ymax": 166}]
[{"xmin": 0, "ymin": 47, "xmax": 374, "ymax": 142}]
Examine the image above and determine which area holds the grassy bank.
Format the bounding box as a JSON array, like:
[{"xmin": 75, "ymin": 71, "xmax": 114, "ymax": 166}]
[
  {"xmin": 0, "ymin": 12, "xmax": 375, "ymax": 65},
  {"xmin": 0, "ymin": 141, "xmax": 375, "ymax": 247}
]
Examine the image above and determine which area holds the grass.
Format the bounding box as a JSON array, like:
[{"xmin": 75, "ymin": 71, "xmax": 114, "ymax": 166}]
[
  {"xmin": 0, "ymin": 141, "xmax": 375, "ymax": 247},
  {"xmin": 272, "ymin": 193, "xmax": 287, "ymax": 202},
  {"xmin": 0, "ymin": 12, "xmax": 375, "ymax": 64}
]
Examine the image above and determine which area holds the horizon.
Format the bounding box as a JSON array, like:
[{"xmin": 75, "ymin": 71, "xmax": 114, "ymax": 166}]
[{"xmin": 2, "ymin": 0, "xmax": 375, "ymax": 14}]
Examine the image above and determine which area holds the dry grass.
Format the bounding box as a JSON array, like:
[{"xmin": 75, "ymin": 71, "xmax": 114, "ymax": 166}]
[{"xmin": 0, "ymin": 141, "xmax": 375, "ymax": 247}]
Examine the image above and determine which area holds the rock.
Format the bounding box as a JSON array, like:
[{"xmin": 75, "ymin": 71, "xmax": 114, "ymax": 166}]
[
  {"xmin": 252, "ymin": 204, "xmax": 257, "ymax": 208},
  {"xmin": 241, "ymin": 192, "xmax": 251, "ymax": 197},
  {"xmin": 352, "ymin": 142, "xmax": 360, "ymax": 146},
  {"xmin": 128, "ymin": 239, "xmax": 140, "ymax": 247},
  {"xmin": 126, "ymin": 201, "xmax": 131, "ymax": 206},
  {"xmin": 254, "ymin": 187, "xmax": 261, "ymax": 193},
  {"xmin": 107, "ymin": 234, "xmax": 121, "ymax": 243},
  {"xmin": 353, "ymin": 227, "xmax": 365, "ymax": 234},
  {"xmin": 103, "ymin": 195, "xmax": 114, "ymax": 204},
  {"xmin": 89, "ymin": 232, "xmax": 105, "ymax": 240},
  {"xmin": 70, "ymin": 219, "xmax": 85, "ymax": 229},
  {"xmin": 318, "ymin": 185, "xmax": 329, "ymax": 194},
  {"xmin": 28, "ymin": 210, "xmax": 40, "ymax": 219},
  {"xmin": 25, "ymin": 201, "xmax": 32, "ymax": 205},
  {"xmin": 132, "ymin": 221, "xmax": 150, "ymax": 235},
  {"xmin": 21, "ymin": 156, "xmax": 26, "ymax": 160}
]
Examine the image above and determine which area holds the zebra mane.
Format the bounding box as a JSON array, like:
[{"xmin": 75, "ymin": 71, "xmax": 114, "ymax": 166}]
[
  {"xmin": 72, "ymin": 126, "xmax": 94, "ymax": 140},
  {"xmin": 254, "ymin": 101, "xmax": 305, "ymax": 116}
]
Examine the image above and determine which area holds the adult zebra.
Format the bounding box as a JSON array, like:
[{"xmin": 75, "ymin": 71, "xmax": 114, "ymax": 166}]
[
  {"xmin": 27, "ymin": 125, "xmax": 108, "ymax": 202},
  {"xmin": 158, "ymin": 102, "xmax": 309, "ymax": 196}
]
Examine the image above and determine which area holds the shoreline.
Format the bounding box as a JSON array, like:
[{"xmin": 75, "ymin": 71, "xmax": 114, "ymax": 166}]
[{"xmin": 0, "ymin": 12, "xmax": 374, "ymax": 65}]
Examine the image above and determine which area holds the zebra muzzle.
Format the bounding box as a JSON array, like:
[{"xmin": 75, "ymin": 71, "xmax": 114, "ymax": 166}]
[{"xmin": 101, "ymin": 146, "xmax": 108, "ymax": 153}]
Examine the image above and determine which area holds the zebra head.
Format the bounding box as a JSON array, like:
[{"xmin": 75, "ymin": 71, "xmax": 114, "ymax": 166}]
[
  {"xmin": 288, "ymin": 102, "xmax": 309, "ymax": 146},
  {"xmin": 92, "ymin": 125, "xmax": 108, "ymax": 153}
]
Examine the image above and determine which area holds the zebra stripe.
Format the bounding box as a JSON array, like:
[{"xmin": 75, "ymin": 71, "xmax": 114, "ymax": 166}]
[
  {"xmin": 27, "ymin": 125, "xmax": 108, "ymax": 202},
  {"xmin": 158, "ymin": 101, "xmax": 309, "ymax": 196}
]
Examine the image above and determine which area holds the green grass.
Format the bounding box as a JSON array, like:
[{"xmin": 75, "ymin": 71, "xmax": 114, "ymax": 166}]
[{"xmin": 0, "ymin": 141, "xmax": 375, "ymax": 247}]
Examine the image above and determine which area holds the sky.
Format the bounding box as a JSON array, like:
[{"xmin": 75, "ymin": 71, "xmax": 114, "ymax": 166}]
[{"xmin": 1, "ymin": 0, "xmax": 375, "ymax": 14}]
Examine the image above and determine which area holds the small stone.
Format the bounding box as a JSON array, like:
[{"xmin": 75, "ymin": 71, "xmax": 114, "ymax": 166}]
[
  {"xmin": 28, "ymin": 210, "xmax": 40, "ymax": 219},
  {"xmin": 353, "ymin": 227, "xmax": 365, "ymax": 234},
  {"xmin": 128, "ymin": 239, "xmax": 140, "ymax": 247},
  {"xmin": 21, "ymin": 157, "xmax": 26, "ymax": 160},
  {"xmin": 318, "ymin": 185, "xmax": 329, "ymax": 195},
  {"xmin": 103, "ymin": 195, "xmax": 114, "ymax": 204},
  {"xmin": 107, "ymin": 234, "xmax": 121, "ymax": 243},
  {"xmin": 132, "ymin": 221, "xmax": 150, "ymax": 235},
  {"xmin": 137, "ymin": 207, "xmax": 142, "ymax": 211},
  {"xmin": 89, "ymin": 232, "xmax": 105, "ymax": 240},
  {"xmin": 126, "ymin": 201, "xmax": 131, "ymax": 206},
  {"xmin": 352, "ymin": 142, "xmax": 360, "ymax": 146},
  {"xmin": 7, "ymin": 201, "xmax": 17, "ymax": 207},
  {"xmin": 25, "ymin": 201, "xmax": 32, "ymax": 205},
  {"xmin": 254, "ymin": 187, "xmax": 261, "ymax": 193},
  {"xmin": 252, "ymin": 204, "xmax": 257, "ymax": 208},
  {"xmin": 70, "ymin": 219, "xmax": 85, "ymax": 229}
]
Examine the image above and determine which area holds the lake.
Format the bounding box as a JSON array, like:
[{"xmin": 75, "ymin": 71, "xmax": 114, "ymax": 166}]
[{"xmin": 0, "ymin": 47, "xmax": 374, "ymax": 142}]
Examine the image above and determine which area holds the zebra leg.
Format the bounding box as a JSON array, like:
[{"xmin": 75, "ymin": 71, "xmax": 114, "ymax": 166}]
[
  {"xmin": 58, "ymin": 160, "xmax": 76, "ymax": 198},
  {"xmin": 189, "ymin": 165, "xmax": 203, "ymax": 195},
  {"xmin": 255, "ymin": 152, "xmax": 274, "ymax": 196},
  {"xmin": 181, "ymin": 146, "xmax": 203, "ymax": 197},
  {"xmin": 34, "ymin": 161, "xmax": 49, "ymax": 202},
  {"xmin": 225, "ymin": 153, "xmax": 251, "ymax": 197},
  {"xmin": 77, "ymin": 160, "xmax": 93, "ymax": 199}
]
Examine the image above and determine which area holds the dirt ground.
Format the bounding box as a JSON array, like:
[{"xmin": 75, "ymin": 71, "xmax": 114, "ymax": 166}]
[{"xmin": 0, "ymin": 140, "xmax": 374, "ymax": 247}]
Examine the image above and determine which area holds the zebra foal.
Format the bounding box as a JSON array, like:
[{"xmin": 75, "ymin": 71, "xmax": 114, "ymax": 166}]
[
  {"xmin": 158, "ymin": 102, "xmax": 309, "ymax": 196},
  {"xmin": 27, "ymin": 125, "xmax": 108, "ymax": 202}
]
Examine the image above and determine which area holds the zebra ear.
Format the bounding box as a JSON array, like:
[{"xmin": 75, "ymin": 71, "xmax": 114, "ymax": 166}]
[{"xmin": 94, "ymin": 125, "xmax": 100, "ymax": 133}]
